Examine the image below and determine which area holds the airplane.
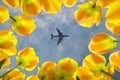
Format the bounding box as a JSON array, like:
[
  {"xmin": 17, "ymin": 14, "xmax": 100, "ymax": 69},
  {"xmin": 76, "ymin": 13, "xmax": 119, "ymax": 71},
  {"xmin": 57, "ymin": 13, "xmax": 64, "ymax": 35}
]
[{"xmin": 51, "ymin": 28, "xmax": 69, "ymax": 45}]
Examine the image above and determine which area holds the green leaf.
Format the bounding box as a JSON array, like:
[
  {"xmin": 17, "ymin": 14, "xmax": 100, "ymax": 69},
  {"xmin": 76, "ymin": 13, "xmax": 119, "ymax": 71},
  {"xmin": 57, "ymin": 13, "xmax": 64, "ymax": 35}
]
[
  {"xmin": 0, "ymin": 59, "xmax": 6, "ymax": 69},
  {"xmin": 76, "ymin": 76, "xmax": 80, "ymax": 80}
]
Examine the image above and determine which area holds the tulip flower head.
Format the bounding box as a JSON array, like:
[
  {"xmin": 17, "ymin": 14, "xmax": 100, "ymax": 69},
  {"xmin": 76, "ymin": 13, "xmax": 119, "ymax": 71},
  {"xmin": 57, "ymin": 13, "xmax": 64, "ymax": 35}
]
[
  {"xmin": 0, "ymin": 30, "xmax": 17, "ymax": 56},
  {"xmin": 74, "ymin": 1, "xmax": 102, "ymax": 28},
  {"xmin": 38, "ymin": 0, "xmax": 62, "ymax": 14},
  {"xmin": 88, "ymin": 32, "xmax": 117, "ymax": 54},
  {"xmin": 58, "ymin": 58, "xmax": 78, "ymax": 74},
  {"xmin": 105, "ymin": 1, "xmax": 120, "ymax": 35},
  {"xmin": 82, "ymin": 54, "xmax": 116, "ymax": 80},
  {"xmin": 109, "ymin": 51, "xmax": 120, "ymax": 72},
  {"xmin": 41, "ymin": 61, "xmax": 57, "ymax": 80},
  {"xmin": 20, "ymin": 0, "xmax": 41, "ymax": 16},
  {"xmin": 16, "ymin": 47, "xmax": 39, "ymax": 71},
  {"xmin": 77, "ymin": 66, "xmax": 94, "ymax": 80},
  {"xmin": 11, "ymin": 15, "xmax": 36, "ymax": 36},
  {"xmin": 0, "ymin": 6, "xmax": 9, "ymax": 24}
]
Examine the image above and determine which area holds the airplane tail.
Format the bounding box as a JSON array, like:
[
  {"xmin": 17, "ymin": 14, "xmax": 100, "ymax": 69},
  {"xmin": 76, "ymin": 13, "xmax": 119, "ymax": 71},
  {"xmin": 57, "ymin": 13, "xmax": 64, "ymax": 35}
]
[{"xmin": 51, "ymin": 34, "xmax": 53, "ymax": 39}]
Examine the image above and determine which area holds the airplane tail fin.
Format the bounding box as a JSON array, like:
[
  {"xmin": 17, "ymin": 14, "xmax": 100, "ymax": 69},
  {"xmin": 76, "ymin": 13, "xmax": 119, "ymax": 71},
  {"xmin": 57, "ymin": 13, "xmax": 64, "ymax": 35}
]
[{"xmin": 51, "ymin": 34, "xmax": 53, "ymax": 39}]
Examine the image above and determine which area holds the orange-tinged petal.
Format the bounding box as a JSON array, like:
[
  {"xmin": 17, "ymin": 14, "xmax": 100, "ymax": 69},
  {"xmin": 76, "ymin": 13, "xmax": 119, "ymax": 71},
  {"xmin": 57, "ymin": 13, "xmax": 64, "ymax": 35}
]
[
  {"xmin": 39, "ymin": 0, "xmax": 62, "ymax": 14},
  {"xmin": 0, "ymin": 52, "xmax": 10, "ymax": 69},
  {"xmin": 106, "ymin": 1, "xmax": 120, "ymax": 22},
  {"xmin": 88, "ymin": 32, "xmax": 117, "ymax": 54},
  {"xmin": 0, "ymin": 46, "xmax": 17, "ymax": 56},
  {"xmin": 74, "ymin": 1, "xmax": 102, "ymax": 28},
  {"xmin": 62, "ymin": 0, "xmax": 78, "ymax": 7},
  {"xmin": 0, "ymin": 6, "xmax": 9, "ymax": 24},
  {"xmin": 16, "ymin": 47, "xmax": 39, "ymax": 71},
  {"xmin": 3, "ymin": 68, "xmax": 26, "ymax": 80},
  {"xmin": 106, "ymin": 20, "xmax": 120, "ymax": 35},
  {"xmin": 11, "ymin": 15, "xmax": 36, "ymax": 36},
  {"xmin": 58, "ymin": 58, "xmax": 78, "ymax": 74},
  {"xmin": 2, "ymin": 0, "xmax": 20, "ymax": 7},
  {"xmin": 27, "ymin": 75, "xmax": 39, "ymax": 80},
  {"xmin": 42, "ymin": 61, "xmax": 57, "ymax": 80},
  {"xmin": 109, "ymin": 51, "xmax": 120, "ymax": 72},
  {"xmin": 0, "ymin": 30, "xmax": 17, "ymax": 56},
  {"xmin": 83, "ymin": 54, "xmax": 106, "ymax": 75},
  {"xmin": 42, "ymin": 61, "xmax": 57, "ymax": 72},
  {"xmin": 20, "ymin": 0, "xmax": 41, "ymax": 16},
  {"xmin": 77, "ymin": 67, "xmax": 94, "ymax": 80},
  {"xmin": 97, "ymin": 0, "xmax": 117, "ymax": 8}
]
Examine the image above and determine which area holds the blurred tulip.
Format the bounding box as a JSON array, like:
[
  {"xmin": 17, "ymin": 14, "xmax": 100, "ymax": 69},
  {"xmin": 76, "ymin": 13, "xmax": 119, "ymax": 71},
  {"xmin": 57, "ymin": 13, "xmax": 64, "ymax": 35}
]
[
  {"xmin": 20, "ymin": 0, "xmax": 41, "ymax": 16},
  {"xmin": 82, "ymin": 54, "xmax": 116, "ymax": 80},
  {"xmin": 88, "ymin": 32, "xmax": 117, "ymax": 54},
  {"xmin": 83, "ymin": 54, "xmax": 106, "ymax": 75},
  {"xmin": 39, "ymin": 0, "xmax": 62, "ymax": 14},
  {"xmin": 27, "ymin": 75, "xmax": 39, "ymax": 80},
  {"xmin": 0, "ymin": 6, "xmax": 9, "ymax": 24},
  {"xmin": 2, "ymin": 0, "xmax": 20, "ymax": 7},
  {"xmin": 16, "ymin": 47, "xmax": 39, "ymax": 71},
  {"xmin": 42, "ymin": 61, "xmax": 57, "ymax": 80},
  {"xmin": 58, "ymin": 58, "xmax": 78, "ymax": 74},
  {"xmin": 0, "ymin": 30, "xmax": 17, "ymax": 56},
  {"xmin": 2, "ymin": 68, "xmax": 26, "ymax": 80},
  {"xmin": 97, "ymin": 0, "xmax": 117, "ymax": 8},
  {"xmin": 11, "ymin": 15, "xmax": 36, "ymax": 36},
  {"xmin": 38, "ymin": 67, "xmax": 49, "ymax": 80},
  {"xmin": 77, "ymin": 67, "xmax": 94, "ymax": 80},
  {"xmin": 62, "ymin": 0, "xmax": 78, "ymax": 7},
  {"xmin": 0, "ymin": 52, "xmax": 10, "ymax": 69},
  {"xmin": 105, "ymin": 1, "xmax": 120, "ymax": 35},
  {"xmin": 74, "ymin": 1, "xmax": 102, "ymax": 28},
  {"xmin": 109, "ymin": 51, "xmax": 120, "ymax": 72}
]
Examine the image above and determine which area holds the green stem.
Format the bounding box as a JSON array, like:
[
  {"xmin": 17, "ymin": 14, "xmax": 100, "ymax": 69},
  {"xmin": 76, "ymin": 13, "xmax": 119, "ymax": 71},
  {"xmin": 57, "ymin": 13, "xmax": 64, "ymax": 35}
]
[
  {"xmin": 113, "ymin": 40, "xmax": 120, "ymax": 43},
  {"xmin": 0, "ymin": 62, "xmax": 22, "ymax": 78},
  {"xmin": 10, "ymin": 16, "xmax": 16, "ymax": 22},
  {"xmin": 101, "ymin": 70, "xmax": 118, "ymax": 80}
]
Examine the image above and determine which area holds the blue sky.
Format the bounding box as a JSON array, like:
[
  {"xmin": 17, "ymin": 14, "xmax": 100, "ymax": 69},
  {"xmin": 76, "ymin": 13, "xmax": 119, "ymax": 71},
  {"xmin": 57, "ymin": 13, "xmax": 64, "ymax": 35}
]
[{"xmin": 0, "ymin": 0, "xmax": 120, "ymax": 79}]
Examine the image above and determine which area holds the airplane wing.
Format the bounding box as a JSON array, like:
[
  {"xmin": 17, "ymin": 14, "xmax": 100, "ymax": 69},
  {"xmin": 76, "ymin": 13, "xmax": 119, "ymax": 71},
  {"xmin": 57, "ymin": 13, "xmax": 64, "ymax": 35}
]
[
  {"xmin": 57, "ymin": 37, "xmax": 63, "ymax": 45},
  {"xmin": 56, "ymin": 28, "xmax": 63, "ymax": 35}
]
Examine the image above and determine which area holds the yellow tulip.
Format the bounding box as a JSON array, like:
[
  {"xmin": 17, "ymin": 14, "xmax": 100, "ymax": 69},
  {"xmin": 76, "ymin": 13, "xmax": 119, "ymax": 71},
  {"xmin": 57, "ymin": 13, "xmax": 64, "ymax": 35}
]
[
  {"xmin": 27, "ymin": 75, "xmax": 39, "ymax": 80},
  {"xmin": 2, "ymin": 0, "xmax": 20, "ymax": 7},
  {"xmin": 0, "ymin": 52, "xmax": 10, "ymax": 69},
  {"xmin": 58, "ymin": 58, "xmax": 78, "ymax": 74},
  {"xmin": 2, "ymin": 68, "xmax": 26, "ymax": 80},
  {"xmin": 16, "ymin": 47, "xmax": 39, "ymax": 71},
  {"xmin": 88, "ymin": 32, "xmax": 117, "ymax": 54},
  {"xmin": 0, "ymin": 30, "xmax": 17, "ymax": 56},
  {"xmin": 41, "ymin": 61, "xmax": 57, "ymax": 80},
  {"xmin": 74, "ymin": 1, "xmax": 102, "ymax": 28},
  {"xmin": 11, "ymin": 15, "xmax": 36, "ymax": 36},
  {"xmin": 39, "ymin": 0, "xmax": 62, "ymax": 14},
  {"xmin": 20, "ymin": 0, "xmax": 41, "ymax": 16},
  {"xmin": 62, "ymin": 0, "xmax": 78, "ymax": 7},
  {"xmin": 109, "ymin": 51, "xmax": 120, "ymax": 72},
  {"xmin": 82, "ymin": 54, "xmax": 116, "ymax": 80},
  {"xmin": 77, "ymin": 67, "xmax": 94, "ymax": 80},
  {"xmin": 83, "ymin": 54, "xmax": 106, "ymax": 75},
  {"xmin": 0, "ymin": 6, "xmax": 9, "ymax": 24},
  {"xmin": 37, "ymin": 67, "xmax": 49, "ymax": 80},
  {"xmin": 105, "ymin": 1, "xmax": 120, "ymax": 35}
]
